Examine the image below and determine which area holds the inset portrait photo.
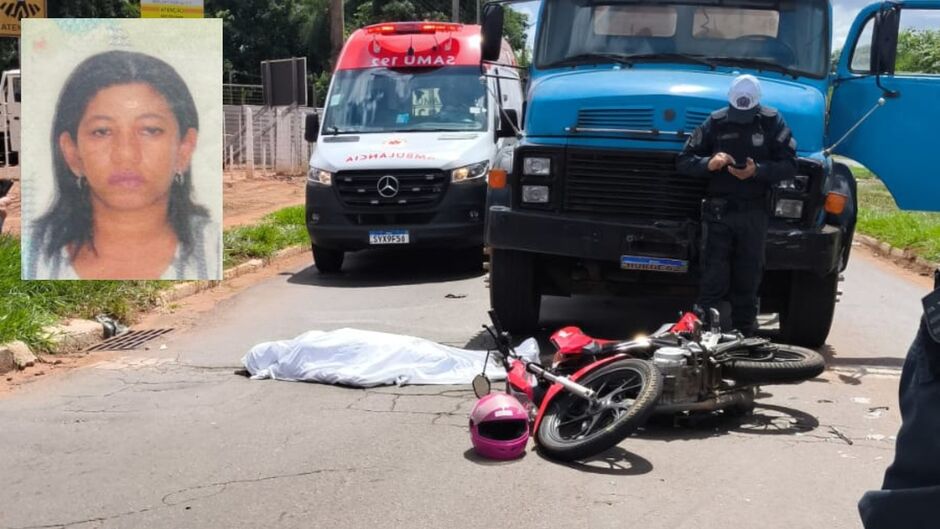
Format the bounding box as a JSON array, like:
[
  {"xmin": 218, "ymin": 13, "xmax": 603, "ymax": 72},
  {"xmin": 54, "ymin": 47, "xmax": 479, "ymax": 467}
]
[{"xmin": 20, "ymin": 19, "xmax": 222, "ymax": 280}]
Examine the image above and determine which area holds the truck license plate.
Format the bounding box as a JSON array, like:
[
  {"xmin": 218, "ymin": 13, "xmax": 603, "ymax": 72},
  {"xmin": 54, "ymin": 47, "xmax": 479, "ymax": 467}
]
[
  {"xmin": 620, "ymin": 255, "xmax": 688, "ymax": 273},
  {"xmin": 369, "ymin": 230, "xmax": 410, "ymax": 245}
]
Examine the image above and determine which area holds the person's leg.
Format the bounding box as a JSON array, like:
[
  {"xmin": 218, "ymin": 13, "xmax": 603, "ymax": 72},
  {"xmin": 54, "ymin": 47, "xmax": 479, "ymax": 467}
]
[
  {"xmin": 729, "ymin": 210, "xmax": 768, "ymax": 336},
  {"xmin": 858, "ymin": 318, "xmax": 940, "ymax": 528},
  {"xmin": 697, "ymin": 220, "xmax": 733, "ymax": 328}
]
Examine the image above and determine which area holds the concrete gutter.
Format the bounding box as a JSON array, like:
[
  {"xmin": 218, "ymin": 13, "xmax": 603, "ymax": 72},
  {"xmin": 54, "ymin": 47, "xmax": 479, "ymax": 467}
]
[{"xmin": 853, "ymin": 234, "xmax": 939, "ymax": 277}]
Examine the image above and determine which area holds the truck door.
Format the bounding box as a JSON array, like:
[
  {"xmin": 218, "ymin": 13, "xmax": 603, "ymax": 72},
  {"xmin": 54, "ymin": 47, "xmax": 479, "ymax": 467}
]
[{"xmin": 829, "ymin": 1, "xmax": 940, "ymax": 212}]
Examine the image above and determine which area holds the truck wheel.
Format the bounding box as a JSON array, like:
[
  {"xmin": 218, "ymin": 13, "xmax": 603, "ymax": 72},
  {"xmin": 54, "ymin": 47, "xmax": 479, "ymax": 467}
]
[
  {"xmin": 780, "ymin": 271, "xmax": 838, "ymax": 348},
  {"xmin": 490, "ymin": 249, "xmax": 540, "ymax": 332},
  {"xmin": 312, "ymin": 244, "xmax": 344, "ymax": 274}
]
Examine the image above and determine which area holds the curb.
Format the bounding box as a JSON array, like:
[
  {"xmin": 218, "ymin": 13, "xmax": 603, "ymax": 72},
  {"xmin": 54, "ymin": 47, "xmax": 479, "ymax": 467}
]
[
  {"xmin": 0, "ymin": 244, "xmax": 309, "ymax": 374},
  {"xmin": 854, "ymin": 234, "xmax": 938, "ymax": 276}
]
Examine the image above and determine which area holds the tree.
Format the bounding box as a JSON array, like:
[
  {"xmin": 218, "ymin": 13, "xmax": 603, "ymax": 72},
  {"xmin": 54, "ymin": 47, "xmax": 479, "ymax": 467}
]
[{"xmin": 895, "ymin": 28, "xmax": 940, "ymax": 74}]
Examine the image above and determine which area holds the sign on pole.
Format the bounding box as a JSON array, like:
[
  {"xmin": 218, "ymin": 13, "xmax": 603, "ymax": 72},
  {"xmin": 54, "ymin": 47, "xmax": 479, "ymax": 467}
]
[
  {"xmin": 0, "ymin": 0, "xmax": 46, "ymax": 37},
  {"xmin": 141, "ymin": 0, "xmax": 204, "ymax": 19}
]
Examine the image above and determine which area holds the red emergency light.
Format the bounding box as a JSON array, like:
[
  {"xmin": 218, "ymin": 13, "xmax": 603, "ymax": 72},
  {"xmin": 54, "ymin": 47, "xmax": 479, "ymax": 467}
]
[{"xmin": 365, "ymin": 22, "xmax": 462, "ymax": 35}]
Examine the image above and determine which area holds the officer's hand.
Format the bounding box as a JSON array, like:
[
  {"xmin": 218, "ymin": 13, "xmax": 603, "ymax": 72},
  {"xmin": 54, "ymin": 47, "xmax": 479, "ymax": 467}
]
[
  {"xmin": 707, "ymin": 152, "xmax": 735, "ymax": 172},
  {"xmin": 728, "ymin": 158, "xmax": 756, "ymax": 180}
]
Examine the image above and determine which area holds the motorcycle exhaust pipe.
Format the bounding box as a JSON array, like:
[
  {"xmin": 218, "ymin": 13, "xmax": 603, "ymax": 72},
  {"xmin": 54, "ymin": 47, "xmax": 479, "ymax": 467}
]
[{"xmin": 654, "ymin": 388, "xmax": 755, "ymax": 414}]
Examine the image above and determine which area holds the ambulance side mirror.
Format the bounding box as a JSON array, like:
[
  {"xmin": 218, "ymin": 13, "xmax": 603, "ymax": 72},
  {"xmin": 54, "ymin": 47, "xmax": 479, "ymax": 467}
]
[
  {"xmin": 481, "ymin": 3, "xmax": 505, "ymax": 62},
  {"xmin": 304, "ymin": 112, "xmax": 319, "ymax": 143},
  {"xmin": 498, "ymin": 109, "xmax": 518, "ymax": 138}
]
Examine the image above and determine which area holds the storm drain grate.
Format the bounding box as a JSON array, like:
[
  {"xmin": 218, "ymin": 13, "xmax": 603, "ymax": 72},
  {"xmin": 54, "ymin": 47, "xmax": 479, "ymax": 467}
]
[{"xmin": 86, "ymin": 328, "xmax": 174, "ymax": 352}]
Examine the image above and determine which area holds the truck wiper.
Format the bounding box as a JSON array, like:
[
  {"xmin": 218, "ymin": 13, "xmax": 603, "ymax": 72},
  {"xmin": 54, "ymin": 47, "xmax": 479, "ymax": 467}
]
[
  {"xmin": 708, "ymin": 57, "xmax": 798, "ymax": 78},
  {"xmin": 327, "ymin": 126, "xmax": 354, "ymax": 135},
  {"xmin": 545, "ymin": 53, "xmax": 634, "ymax": 68},
  {"xmin": 625, "ymin": 53, "xmax": 716, "ymax": 69}
]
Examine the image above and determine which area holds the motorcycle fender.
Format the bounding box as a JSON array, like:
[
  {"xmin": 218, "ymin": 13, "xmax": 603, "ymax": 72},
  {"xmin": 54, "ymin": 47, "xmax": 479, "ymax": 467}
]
[{"xmin": 532, "ymin": 354, "xmax": 626, "ymax": 434}]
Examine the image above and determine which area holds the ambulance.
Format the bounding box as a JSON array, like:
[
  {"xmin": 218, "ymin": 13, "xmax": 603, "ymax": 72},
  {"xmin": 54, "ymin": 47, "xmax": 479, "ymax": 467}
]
[{"xmin": 303, "ymin": 22, "xmax": 523, "ymax": 273}]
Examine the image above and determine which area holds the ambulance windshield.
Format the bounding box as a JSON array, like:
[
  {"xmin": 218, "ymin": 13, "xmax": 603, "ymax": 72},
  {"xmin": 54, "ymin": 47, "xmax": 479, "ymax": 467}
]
[{"xmin": 322, "ymin": 66, "xmax": 488, "ymax": 134}]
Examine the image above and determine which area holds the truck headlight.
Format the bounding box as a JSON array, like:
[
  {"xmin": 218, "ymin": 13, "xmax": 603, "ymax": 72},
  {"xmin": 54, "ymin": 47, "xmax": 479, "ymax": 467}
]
[
  {"xmin": 523, "ymin": 157, "xmax": 551, "ymax": 176},
  {"xmin": 522, "ymin": 185, "xmax": 550, "ymax": 204},
  {"xmin": 307, "ymin": 167, "xmax": 333, "ymax": 186},
  {"xmin": 451, "ymin": 161, "xmax": 489, "ymax": 183},
  {"xmin": 775, "ymin": 199, "xmax": 803, "ymax": 219}
]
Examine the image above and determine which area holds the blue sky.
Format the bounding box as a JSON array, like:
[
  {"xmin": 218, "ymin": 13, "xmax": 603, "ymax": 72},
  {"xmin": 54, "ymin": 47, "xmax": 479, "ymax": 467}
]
[{"xmin": 509, "ymin": 0, "xmax": 940, "ymax": 53}]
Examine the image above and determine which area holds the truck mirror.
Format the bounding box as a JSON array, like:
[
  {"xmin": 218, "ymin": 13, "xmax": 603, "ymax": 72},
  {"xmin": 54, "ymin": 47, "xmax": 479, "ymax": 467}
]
[
  {"xmin": 481, "ymin": 3, "xmax": 505, "ymax": 62},
  {"xmin": 304, "ymin": 112, "xmax": 320, "ymax": 143},
  {"xmin": 498, "ymin": 109, "xmax": 519, "ymax": 138},
  {"xmin": 871, "ymin": 5, "xmax": 900, "ymax": 75}
]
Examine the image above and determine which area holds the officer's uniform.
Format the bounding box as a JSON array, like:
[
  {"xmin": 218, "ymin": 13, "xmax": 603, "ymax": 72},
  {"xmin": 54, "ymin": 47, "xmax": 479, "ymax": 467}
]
[
  {"xmin": 676, "ymin": 105, "xmax": 797, "ymax": 335},
  {"xmin": 858, "ymin": 269, "xmax": 940, "ymax": 528}
]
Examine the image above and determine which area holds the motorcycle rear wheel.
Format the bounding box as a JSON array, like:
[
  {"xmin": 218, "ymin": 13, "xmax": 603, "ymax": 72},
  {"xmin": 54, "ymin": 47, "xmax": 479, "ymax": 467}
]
[
  {"xmin": 722, "ymin": 343, "xmax": 825, "ymax": 384},
  {"xmin": 536, "ymin": 359, "xmax": 662, "ymax": 461}
]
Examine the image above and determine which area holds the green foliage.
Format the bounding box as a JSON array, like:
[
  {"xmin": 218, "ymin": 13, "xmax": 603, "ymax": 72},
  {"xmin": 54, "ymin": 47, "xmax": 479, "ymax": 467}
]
[
  {"xmin": 895, "ymin": 28, "xmax": 940, "ymax": 74},
  {"xmin": 856, "ymin": 176, "xmax": 940, "ymax": 262},
  {"xmin": 0, "ymin": 235, "xmax": 167, "ymax": 350},
  {"xmin": 223, "ymin": 205, "xmax": 309, "ymax": 268}
]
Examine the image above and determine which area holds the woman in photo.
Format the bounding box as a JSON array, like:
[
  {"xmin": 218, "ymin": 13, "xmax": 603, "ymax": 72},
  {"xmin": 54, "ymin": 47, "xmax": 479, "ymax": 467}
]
[{"xmin": 27, "ymin": 50, "xmax": 219, "ymax": 280}]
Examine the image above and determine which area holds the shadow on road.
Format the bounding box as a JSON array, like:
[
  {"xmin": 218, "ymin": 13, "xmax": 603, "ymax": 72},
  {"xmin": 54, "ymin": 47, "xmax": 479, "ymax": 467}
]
[
  {"xmin": 285, "ymin": 248, "xmax": 485, "ymax": 288},
  {"xmin": 816, "ymin": 345, "xmax": 905, "ymax": 369},
  {"xmin": 639, "ymin": 402, "xmax": 820, "ymax": 440},
  {"xmin": 553, "ymin": 446, "xmax": 655, "ymax": 476}
]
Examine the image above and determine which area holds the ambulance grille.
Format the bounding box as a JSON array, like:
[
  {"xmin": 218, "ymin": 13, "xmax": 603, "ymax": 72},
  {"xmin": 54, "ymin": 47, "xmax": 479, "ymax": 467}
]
[{"xmin": 335, "ymin": 169, "xmax": 447, "ymax": 208}]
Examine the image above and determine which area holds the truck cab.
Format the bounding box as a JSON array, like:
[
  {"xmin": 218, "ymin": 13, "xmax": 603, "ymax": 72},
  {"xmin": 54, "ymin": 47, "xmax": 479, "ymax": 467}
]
[
  {"xmin": 304, "ymin": 22, "xmax": 523, "ymax": 273},
  {"xmin": 481, "ymin": 0, "xmax": 940, "ymax": 346}
]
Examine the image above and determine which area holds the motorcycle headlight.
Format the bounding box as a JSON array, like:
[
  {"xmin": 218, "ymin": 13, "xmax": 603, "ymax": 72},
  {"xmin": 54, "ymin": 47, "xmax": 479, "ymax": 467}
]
[
  {"xmin": 307, "ymin": 167, "xmax": 333, "ymax": 186},
  {"xmin": 451, "ymin": 161, "xmax": 489, "ymax": 183},
  {"xmin": 774, "ymin": 198, "xmax": 804, "ymax": 219},
  {"xmin": 523, "ymin": 157, "xmax": 551, "ymax": 176}
]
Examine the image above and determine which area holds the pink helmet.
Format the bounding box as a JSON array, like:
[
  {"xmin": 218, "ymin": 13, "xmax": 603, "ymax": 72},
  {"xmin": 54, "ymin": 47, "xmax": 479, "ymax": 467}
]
[{"xmin": 469, "ymin": 393, "xmax": 530, "ymax": 460}]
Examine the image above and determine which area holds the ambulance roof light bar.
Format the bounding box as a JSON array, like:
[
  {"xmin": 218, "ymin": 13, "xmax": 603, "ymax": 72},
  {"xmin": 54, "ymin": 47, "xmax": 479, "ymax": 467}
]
[{"xmin": 365, "ymin": 22, "xmax": 462, "ymax": 35}]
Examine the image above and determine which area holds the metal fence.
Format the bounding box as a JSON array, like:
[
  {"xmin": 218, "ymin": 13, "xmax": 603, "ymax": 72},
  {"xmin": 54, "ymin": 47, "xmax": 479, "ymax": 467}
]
[{"xmin": 223, "ymin": 103, "xmax": 318, "ymax": 176}]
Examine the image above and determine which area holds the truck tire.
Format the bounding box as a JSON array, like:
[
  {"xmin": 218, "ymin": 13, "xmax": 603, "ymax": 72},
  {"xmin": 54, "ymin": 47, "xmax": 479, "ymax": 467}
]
[
  {"xmin": 489, "ymin": 249, "xmax": 540, "ymax": 332},
  {"xmin": 312, "ymin": 244, "xmax": 344, "ymax": 274},
  {"xmin": 780, "ymin": 271, "xmax": 838, "ymax": 348}
]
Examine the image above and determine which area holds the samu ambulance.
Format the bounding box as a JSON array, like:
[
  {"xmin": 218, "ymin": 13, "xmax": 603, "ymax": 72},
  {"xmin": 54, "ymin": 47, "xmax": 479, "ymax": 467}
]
[{"xmin": 303, "ymin": 21, "xmax": 523, "ymax": 273}]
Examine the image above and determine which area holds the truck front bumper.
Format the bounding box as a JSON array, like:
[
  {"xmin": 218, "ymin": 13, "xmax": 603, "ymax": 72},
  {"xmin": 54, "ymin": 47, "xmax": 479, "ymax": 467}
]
[{"xmin": 486, "ymin": 206, "xmax": 842, "ymax": 275}]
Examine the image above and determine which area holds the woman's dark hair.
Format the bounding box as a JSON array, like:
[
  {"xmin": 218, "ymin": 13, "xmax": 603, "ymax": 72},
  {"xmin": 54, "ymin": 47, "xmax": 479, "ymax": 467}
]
[{"xmin": 34, "ymin": 50, "xmax": 209, "ymax": 260}]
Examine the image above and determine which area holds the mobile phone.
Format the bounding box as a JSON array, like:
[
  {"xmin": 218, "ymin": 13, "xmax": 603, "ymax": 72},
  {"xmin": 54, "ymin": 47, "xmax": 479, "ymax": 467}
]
[
  {"xmin": 0, "ymin": 179, "xmax": 13, "ymax": 198},
  {"xmin": 731, "ymin": 161, "xmax": 749, "ymax": 170}
]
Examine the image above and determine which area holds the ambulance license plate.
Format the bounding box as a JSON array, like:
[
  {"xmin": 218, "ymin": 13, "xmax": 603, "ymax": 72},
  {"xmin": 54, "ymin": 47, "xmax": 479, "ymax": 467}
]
[{"xmin": 369, "ymin": 230, "xmax": 410, "ymax": 245}]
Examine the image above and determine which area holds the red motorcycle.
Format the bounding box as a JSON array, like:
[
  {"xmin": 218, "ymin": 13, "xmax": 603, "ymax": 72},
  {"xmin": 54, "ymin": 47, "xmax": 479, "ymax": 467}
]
[{"xmin": 474, "ymin": 308, "xmax": 825, "ymax": 461}]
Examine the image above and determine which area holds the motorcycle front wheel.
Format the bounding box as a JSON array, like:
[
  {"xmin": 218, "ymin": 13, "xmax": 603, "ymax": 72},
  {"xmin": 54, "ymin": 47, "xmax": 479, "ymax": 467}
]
[
  {"xmin": 536, "ymin": 358, "xmax": 663, "ymax": 462},
  {"xmin": 722, "ymin": 343, "xmax": 826, "ymax": 384}
]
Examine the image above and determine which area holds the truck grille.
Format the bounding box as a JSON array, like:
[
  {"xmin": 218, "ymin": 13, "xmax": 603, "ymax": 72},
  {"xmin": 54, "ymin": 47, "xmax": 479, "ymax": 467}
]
[
  {"xmin": 335, "ymin": 169, "xmax": 447, "ymax": 208},
  {"xmin": 563, "ymin": 149, "xmax": 708, "ymax": 220},
  {"xmin": 577, "ymin": 107, "xmax": 654, "ymax": 131}
]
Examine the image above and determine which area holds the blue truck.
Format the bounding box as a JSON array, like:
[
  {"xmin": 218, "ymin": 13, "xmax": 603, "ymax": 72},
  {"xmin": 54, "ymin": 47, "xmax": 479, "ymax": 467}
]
[{"xmin": 480, "ymin": 0, "xmax": 940, "ymax": 347}]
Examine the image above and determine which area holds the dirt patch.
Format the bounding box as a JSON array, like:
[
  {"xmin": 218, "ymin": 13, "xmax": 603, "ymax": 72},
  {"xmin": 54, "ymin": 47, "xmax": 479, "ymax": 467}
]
[{"xmin": 0, "ymin": 169, "xmax": 305, "ymax": 236}]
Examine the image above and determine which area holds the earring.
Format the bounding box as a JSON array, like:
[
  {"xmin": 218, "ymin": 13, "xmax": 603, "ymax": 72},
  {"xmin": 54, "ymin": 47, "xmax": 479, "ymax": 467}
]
[
  {"xmin": 174, "ymin": 171, "xmax": 184, "ymax": 185},
  {"xmin": 75, "ymin": 174, "xmax": 85, "ymax": 190}
]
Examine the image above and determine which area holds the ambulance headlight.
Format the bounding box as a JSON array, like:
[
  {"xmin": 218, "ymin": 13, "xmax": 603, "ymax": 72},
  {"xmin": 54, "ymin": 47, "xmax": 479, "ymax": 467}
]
[
  {"xmin": 451, "ymin": 161, "xmax": 489, "ymax": 183},
  {"xmin": 307, "ymin": 167, "xmax": 333, "ymax": 186}
]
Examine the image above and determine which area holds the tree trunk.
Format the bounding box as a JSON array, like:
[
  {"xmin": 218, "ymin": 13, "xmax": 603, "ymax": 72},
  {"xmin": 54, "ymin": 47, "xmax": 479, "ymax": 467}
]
[{"xmin": 330, "ymin": 0, "xmax": 344, "ymax": 65}]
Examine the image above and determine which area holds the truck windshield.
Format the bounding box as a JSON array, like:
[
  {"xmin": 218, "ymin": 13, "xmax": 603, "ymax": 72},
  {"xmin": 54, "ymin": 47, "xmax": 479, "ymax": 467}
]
[
  {"xmin": 322, "ymin": 66, "xmax": 488, "ymax": 134},
  {"xmin": 536, "ymin": 0, "xmax": 829, "ymax": 78}
]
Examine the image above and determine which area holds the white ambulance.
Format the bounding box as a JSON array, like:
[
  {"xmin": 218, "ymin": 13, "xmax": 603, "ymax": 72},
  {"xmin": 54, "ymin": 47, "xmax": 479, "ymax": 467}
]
[{"xmin": 303, "ymin": 21, "xmax": 523, "ymax": 273}]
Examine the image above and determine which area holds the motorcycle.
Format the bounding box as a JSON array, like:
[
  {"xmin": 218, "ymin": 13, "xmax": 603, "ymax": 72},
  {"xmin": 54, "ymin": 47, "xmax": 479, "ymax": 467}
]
[
  {"xmin": 473, "ymin": 308, "xmax": 826, "ymax": 461},
  {"xmin": 473, "ymin": 310, "xmax": 664, "ymax": 462}
]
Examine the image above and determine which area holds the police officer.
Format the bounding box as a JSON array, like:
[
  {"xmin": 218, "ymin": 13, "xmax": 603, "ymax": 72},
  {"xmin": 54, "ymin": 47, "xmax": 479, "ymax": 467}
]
[
  {"xmin": 676, "ymin": 74, "xmax": 797, "ymax": 336},
  {"xmin": 858, "ymin": 269, "xmax": 940, "ymax": 528}
]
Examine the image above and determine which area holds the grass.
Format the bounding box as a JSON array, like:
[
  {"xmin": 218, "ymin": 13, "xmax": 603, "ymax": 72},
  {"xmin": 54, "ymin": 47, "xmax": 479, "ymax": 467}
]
[
  {"xmin": 852, "ymin": 167, "xmax": 940, "ymax": 263},
  {"xmin": 0, "ymin": 205, "xmax": 310, "ymax": 350}
]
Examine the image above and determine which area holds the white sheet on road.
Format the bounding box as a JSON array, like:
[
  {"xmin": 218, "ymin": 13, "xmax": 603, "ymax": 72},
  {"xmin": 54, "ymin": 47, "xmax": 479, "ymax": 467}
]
[{"xmin": 242, "ymin": 328, "xmax": 540, "ymax": 387}]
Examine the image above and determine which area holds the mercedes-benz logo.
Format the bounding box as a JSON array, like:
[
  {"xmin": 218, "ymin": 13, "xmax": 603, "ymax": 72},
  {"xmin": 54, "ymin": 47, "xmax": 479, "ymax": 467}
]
[{"xmin": 377, "ymin": 175, "xmax": 400, "ymax": 198}]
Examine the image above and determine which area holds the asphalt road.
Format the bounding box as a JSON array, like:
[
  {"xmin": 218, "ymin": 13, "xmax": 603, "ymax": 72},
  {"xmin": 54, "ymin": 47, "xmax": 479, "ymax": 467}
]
[{"xmin": 0, "ymin": 244, "xmax": 927, "ymax": 529}]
